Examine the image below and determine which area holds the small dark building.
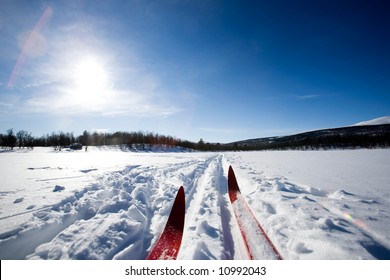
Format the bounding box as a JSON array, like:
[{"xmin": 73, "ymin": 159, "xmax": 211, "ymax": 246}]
[{"xmin": 69, "ymin": 143, "xmax": 83, "ymax": 150}]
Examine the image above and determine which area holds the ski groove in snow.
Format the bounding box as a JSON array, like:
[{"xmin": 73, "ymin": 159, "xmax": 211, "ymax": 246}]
[{"xmin": 178, "ymin": 154, "xmax": 236, "ymax": 259}]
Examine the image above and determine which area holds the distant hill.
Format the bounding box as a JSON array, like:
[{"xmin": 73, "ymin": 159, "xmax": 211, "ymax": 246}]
[{"xmin": 224, "ymin": 124, "xmax": 390, "ymax": 150}]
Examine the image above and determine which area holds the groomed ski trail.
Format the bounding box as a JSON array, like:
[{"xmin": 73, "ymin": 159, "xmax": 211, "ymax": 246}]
[{"xmin": 178, "ymin": 154, "xmax": 248, "ymax": 260}]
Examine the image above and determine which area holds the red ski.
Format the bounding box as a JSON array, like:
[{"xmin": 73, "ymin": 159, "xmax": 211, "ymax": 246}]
[
  {"xmin": 228, "ymin": 166, "xmax": 282, "ymax": 260},
  {"xmin": 147, "ymin": 186, "xmax": 185, "ymax": 260}
]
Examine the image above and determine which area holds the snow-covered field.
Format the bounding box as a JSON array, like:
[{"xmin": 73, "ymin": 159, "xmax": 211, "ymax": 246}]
[{"xmin": 0, "ymin": 147, "xmax": 389, "ymax": 260}]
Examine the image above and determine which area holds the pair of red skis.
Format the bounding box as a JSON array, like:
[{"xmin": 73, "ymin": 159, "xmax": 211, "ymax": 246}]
[{"xmin": 147, "ymin": 165, "xmax": 282, "ymax": 260}]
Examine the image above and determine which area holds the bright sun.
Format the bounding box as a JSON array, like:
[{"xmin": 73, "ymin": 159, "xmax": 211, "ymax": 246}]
[{"xmin": 72, "ymin": 57, "xmax": 109, "ymax": 104}]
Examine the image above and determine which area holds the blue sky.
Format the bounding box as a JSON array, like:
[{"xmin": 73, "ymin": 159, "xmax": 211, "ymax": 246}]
[{"xmin": 0, "ymin": 0, "xmax": 389, "ymax": 143}]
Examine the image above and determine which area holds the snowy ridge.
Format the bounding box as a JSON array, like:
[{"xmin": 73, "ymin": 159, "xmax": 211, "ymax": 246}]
[
  {"xmin": 228, "ymin": 124, "xmax": 390, "ymax": 150},
  {"xmin": 0, "ymin": 148, "xmax": 390, "ymax": 259},
  {"xmin": 352, "ymin": 116, "xmax": 390, "ymax": 126}
]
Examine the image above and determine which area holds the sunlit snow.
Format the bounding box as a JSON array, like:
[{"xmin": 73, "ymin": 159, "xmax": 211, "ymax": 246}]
[{"xmin": 0, "ymin": 147, "xmax": 389, "ymax": 259}]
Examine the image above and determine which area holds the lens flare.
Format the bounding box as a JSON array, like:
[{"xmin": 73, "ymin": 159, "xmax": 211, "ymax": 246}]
[
  {"xmin": 7, "ymin": 6, "xmax": 53, "ymax": 88},
  {"xmin": 343, "ymin": 212, "xmax": 367, "ymax": 230}
]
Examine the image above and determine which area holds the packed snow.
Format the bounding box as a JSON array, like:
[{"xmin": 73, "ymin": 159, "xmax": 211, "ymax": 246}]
[{"xmin": 0, "ymin": 147, "xmax": 389, "ymax": 260}]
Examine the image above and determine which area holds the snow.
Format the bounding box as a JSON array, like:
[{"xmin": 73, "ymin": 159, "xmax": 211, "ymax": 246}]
[
  {"xmin": 0, "ymin": 147, "xmax": 389, "ymax": 259},
  {"xmin": 225, "ymin": 150, "xmax": 390, "ymax": 260},
  {"xmin": 352, "ymin": 116, "xmax": 390, "ymax": 126}
]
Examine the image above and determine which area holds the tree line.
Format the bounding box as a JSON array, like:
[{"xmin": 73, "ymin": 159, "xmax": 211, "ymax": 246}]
[
  {"xmin": 0, "ymin": 129, "xmax": 213, "ymax": 151},
  {"xmin": 0, "ymin": 129, "xmax": 35, "ymax": 150},
  {"xmin": 1, "ymin": 125, "xmax": 389, "ymax": 152}
]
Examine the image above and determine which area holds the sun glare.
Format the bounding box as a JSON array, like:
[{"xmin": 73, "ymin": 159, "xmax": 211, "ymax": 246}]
[
  {"xmin": 69, "ymin": 56, "xmax": 111, "ymax": 108},
  {"xmin": 74, "ymin": 57, "xmax": 108, "ymax": 91}
]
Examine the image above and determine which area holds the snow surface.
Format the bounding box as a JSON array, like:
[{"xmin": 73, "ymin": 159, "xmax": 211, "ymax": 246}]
[
  {"xmin": 0, "ymin": 147, "xmax": 389, "ymax": 260},
  {"xmin": 352, "ymin": 116, "xmax": 390, "ymax": 126}
]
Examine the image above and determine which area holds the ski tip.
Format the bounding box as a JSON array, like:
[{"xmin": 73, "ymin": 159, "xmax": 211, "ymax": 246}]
[
  {"xmin": 228, "ymin": 165, "xmax": 240, "ymax": 202},
  {"xmin": 177, "ymin": 186, "xmax": 185, "ymax": 207},
  {"xmin": 169, "ymin": 186, "xmax": 185, "ymax": 230},
  {"xmin": 146, "ymin": 186, "xmax": 186, "ymax": 260},
  {"xmin": 228, "ymin": 165, "xmax": 236, "ymax": 183}
]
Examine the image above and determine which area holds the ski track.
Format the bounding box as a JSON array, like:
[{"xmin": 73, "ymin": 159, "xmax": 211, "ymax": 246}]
[
  {"xmin": 1, "ymin": 149, "xmax": 389, "ymax": 260},
  {"xmin": 178, "ymin": 154, "xmax": 232, "ymax": 260}
]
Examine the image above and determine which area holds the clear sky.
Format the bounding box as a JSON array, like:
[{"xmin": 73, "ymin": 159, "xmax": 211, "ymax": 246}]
[{"xmin": 1, "ymin": 0, "xmax": 389, "ymax": 143}]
